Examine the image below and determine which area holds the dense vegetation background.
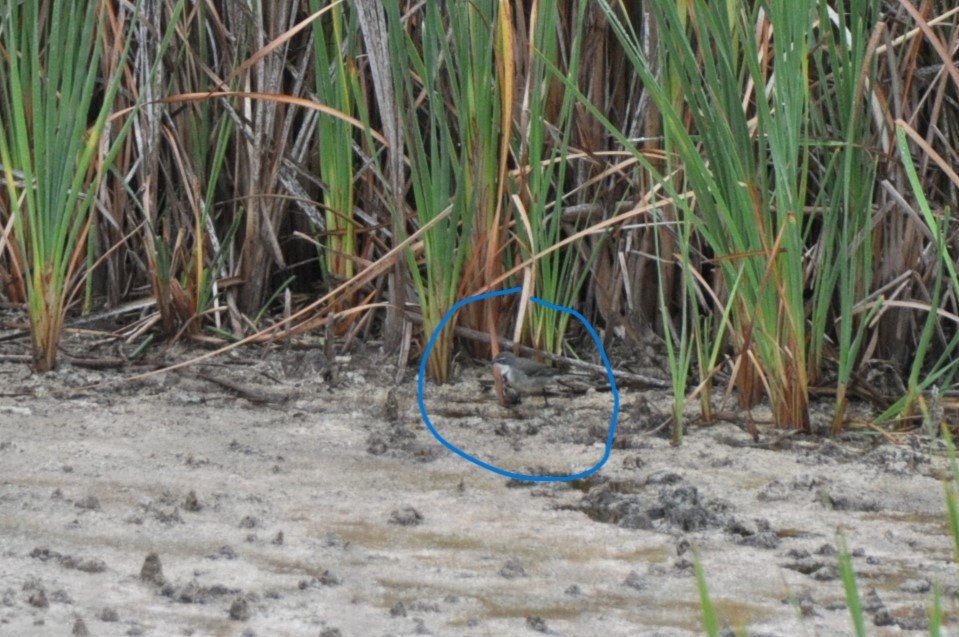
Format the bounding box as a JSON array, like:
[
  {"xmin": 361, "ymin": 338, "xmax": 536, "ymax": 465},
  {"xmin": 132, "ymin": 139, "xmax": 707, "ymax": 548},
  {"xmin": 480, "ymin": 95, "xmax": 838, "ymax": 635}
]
[{"xmin": 1, "ymin": 0, "xmax": 957, "ymax": 437}]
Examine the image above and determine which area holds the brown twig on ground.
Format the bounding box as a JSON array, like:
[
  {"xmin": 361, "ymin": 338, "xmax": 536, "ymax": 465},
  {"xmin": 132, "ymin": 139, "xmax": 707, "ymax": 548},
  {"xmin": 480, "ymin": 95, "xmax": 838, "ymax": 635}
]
[{"xmin": 184, "ymin": 368, "xmax": 295, "ymax": 405}]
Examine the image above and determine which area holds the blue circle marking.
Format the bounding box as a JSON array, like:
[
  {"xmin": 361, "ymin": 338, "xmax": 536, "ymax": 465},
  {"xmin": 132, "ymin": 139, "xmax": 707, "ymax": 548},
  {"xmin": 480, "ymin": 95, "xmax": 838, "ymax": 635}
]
[{"xmin": 417, "ymin": 287, "xmax": 620, "ymax": 482}]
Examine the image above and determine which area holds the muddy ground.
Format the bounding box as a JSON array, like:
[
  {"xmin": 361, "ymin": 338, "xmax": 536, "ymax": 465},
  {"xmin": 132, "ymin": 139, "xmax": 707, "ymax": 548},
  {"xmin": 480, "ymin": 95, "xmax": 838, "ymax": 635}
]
[{"xmin": 0, "ymin": 337, "xmax": 956, "ymax": 636}]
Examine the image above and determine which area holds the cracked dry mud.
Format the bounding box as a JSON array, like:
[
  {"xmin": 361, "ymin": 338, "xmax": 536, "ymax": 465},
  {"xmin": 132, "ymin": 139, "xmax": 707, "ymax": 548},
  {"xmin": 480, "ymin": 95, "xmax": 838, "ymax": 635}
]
[{"xmin": 0, "ymin": 347, "xmax": 956, "ymax": 636}]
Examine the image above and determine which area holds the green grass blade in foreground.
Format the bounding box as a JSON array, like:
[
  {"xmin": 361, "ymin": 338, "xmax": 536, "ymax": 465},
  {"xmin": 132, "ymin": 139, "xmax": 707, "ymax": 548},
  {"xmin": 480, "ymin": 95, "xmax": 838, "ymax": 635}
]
[
  {"xmin": 942, "ymin": 427, "xmax": 959, "ymax": 577},
  {"xmin": 837, "ymin": 535, "xmax": 867, "ymax": 637},
  {"xmin": 930, "ymin": 426, "xmax": 956, "ymax": 637},
  {"xmin": 693, "ymin": 551, "xmax": 720, "ymax": 637},
  {"xmin": 930, "ymin": 583, "xmax": 942, "ymax": 637}
]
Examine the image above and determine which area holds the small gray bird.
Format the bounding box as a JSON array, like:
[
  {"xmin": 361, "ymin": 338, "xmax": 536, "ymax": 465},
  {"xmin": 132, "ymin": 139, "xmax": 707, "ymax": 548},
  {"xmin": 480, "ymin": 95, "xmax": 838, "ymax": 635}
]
[{"xmin": 492, "ymin": 352, "xmax": 564, "ymax": 406}]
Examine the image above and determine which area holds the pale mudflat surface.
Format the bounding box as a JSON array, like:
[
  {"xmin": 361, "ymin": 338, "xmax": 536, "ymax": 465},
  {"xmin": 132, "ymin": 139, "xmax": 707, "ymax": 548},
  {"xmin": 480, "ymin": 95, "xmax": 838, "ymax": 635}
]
[{"xmin": 0, "ymin": 346, "xmax": 955, "ymax": 637}]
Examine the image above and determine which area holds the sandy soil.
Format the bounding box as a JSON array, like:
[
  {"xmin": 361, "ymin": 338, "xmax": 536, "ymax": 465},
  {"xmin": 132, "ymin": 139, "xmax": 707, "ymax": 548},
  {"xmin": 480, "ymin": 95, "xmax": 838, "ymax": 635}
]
[{"xmin": 0, "ymin": 342, "xmax": 956, "ymax": 636}]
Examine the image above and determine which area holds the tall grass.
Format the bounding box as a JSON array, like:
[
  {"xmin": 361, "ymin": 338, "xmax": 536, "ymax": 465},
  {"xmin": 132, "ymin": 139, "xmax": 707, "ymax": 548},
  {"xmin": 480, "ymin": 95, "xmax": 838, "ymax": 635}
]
[
  {"xmin": 514, "ymin": 1, "xmax": 604, "ymax": 359},
  {"xmin": 807, "ymin": 0, "xmax": 884, "ymax": 432},
  {"xmin": 132, "ymin": 0, "xmax": 226, "ymax": 338},
  {"xmin": 595, "ymin": 0, "xmax": 818, "ymax": 429},
  {"xmin": 584, "ymin": 0, "xmax": 955, "ymax": 431},
  {"xmin": 380, "ymin": 0, "xmax": 508, "ymax": 382},
  {"xmin": 0, "ymin": 0, "xmax": 957, "ymax": 437},
  {"xmin": 0, "ymin": 1, "xmax": 138, "ymax": 371}
]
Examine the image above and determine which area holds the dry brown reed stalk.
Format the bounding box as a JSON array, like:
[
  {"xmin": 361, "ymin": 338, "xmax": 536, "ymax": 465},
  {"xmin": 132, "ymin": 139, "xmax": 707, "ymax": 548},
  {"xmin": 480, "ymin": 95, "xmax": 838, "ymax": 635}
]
[{"xmin": 861, "ymin": 1, "xmax": 957, "ymax": 370}]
